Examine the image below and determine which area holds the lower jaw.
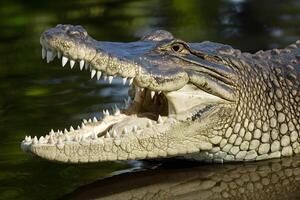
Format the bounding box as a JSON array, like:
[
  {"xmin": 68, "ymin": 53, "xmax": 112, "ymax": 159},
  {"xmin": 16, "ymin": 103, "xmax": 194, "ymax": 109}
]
[
  {"xmin": 21, "ymin": 91, "xmax": 178, "ymax": 152},
  {"xmin": 21, "ymin": 109, "xmax": 181, "ymax": 163},
  {"xmin": 21, "ymin": 87, "xmax": 220, "ymax": 163}
]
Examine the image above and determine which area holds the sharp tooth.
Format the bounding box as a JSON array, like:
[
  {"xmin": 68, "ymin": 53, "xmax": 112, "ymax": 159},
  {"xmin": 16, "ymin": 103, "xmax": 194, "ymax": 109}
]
[
  {"xmin": 93, "ymin": 117, "xmax": 98, "ymax": 122},
  {"xmin": 57, "ymin": 51, "xmax": 62, "ymax": 59},
  {"xmin": 79, "ymin": 60, "xmax": 85, "ymax": 70},
  {"xmin": 77, "ymin": 125, "xmax": 80, "ymax": 130},
  {"xmin": 104, "ymin": 109, "xmax": 110, "ymax": 116},
  {"xmin": 83, "ymin": 119, "xmax": 87, "ymax": 123},
  {"xmin": 147, "ymin": 120, "xmax": 153, "ymax": 127},
  {"xmin": 114, "ymin": 105, "xmax": 120, "ymax": 115},
  {"xmin": 129, "ymin": 78, "xmax": 134, "ymax": 85},
  {"xmin": 33, "ymin": 136, "xmax": 38, "ymax": 144},
  {"xmin": 157, "ymin": 115, "xmax": 163, "ymax": 124},
  {"xmin": 39, "ymin": 136, "xmax": 44, "ymax": 143},
  {"xmin": 25, "ymin": 136, "xmax": 31, "ymax": 142},
  {"xmin": 124, "ymin": 98, "xmax": 131, "ymax": 108},
  {"xmin": 84, "ymin": 62, "xmax": 90, "ymax": 70},
  {"xmin": 42, "ymin": 48, "xmax": 46, "ymax": 59},
  {"xmin": 49, "ymin": 136, "xmax": 54, "ymax": 144},
  {"xmin": 150, "ymin": 91, "xmax": 155, "ymax": 99},
  {"xmin": 108, "ymin": 76, "xmax": 113, "ymax": 84},
  {"xmin": 81, "ymin": 123, "xmax": 86, "ymax": 128},
  {"xmin": 158, "ymin": 91, "xmax": 162, "ymax": 95},
  {"xmin": 70, "ymin": 60, "xmax": 75, "ymax": 69},
  {"xmin": 113, "ymin": 130, "xmax": 118, "ymax": 138},
  {"xmin": 64, "ymin": 129, "xmax": 68, "ymax": 133},
  {"xmin": 122, "ymin": 128, "xmax": 128, "ymax": 135},
  {"xmin": 122, "ymin": 77, "xmax": 127, "ymax": 85},
  {"xmin": 70, "ymin": 126, "xmax": 74, "ymax": 132},
  {"xmin": 88, "ymin": 118, "xmax": 92, "ymax": 123},
  {"xmin": 91, "ymin": 69, "xmax": 96, "ymax": 79},
  {"xmin": 133, "ymin": 125, "xmax": 138, "ymax": 132},
  {"xmin": 97, "ymin": 71, "xmax": 102, "ymax": 80},
  {"xmin": 105, "ymin": 132, "xmax": 111, "ymax": 138},
  {"xmin": 62, "ymin": 56, "xmax": 68, "ymax": 67},
  {"xmin": 127, "ymin": 97, "xmax": 131, "ymax": 104},
  {"xmin": 46, "ymin": 51, "xmax": 53, "ymax": 63},
  {"xmin": 141, "ymin": 88, "xmax": 144, "ymax": 92}
]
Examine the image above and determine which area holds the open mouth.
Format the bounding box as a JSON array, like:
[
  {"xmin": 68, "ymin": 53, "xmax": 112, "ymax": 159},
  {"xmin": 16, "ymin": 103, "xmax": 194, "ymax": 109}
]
[
  {"xmin": 21, "ymin": 44, "xmax": 221, "ymax": 147},
  {"xmin": 21, "ymin": 25, "xmax": 230, "ymax": 163},
  {"xmin": 22, "ymin": 47, "xmax": 197, "ymax": 145}
]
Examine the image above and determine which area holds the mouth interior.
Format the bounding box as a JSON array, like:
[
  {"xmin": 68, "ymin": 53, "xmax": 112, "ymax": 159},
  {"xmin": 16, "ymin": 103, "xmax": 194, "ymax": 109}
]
[{"xmin": 130, "ymin": 87, "xmax": 169, "ymax": 119}]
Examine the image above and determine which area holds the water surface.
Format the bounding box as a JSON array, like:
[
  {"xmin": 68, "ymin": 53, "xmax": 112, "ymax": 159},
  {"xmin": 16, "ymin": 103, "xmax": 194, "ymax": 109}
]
[{"xmin": 1, "ymin": 0, "xmax": 300, "ymax": 199}]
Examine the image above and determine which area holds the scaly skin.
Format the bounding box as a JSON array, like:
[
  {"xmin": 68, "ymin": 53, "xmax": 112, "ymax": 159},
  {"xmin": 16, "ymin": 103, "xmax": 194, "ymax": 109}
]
[
  {"xmin": 62, "ymin": 157, "xmax": 300, "ymax": 200},
  {"xmin": 21, "ymin": 24, "xmax": 300, "ymax": 163}
]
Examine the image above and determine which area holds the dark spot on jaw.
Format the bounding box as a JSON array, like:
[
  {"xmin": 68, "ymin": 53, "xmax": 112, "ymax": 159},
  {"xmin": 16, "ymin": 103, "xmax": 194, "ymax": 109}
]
[{"xmin": 191, "ymin": 105, "xmax": 213, "ymax": 121}]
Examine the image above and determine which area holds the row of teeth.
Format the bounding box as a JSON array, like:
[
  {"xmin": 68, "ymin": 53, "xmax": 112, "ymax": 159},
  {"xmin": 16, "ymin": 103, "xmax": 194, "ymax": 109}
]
[
  {"xmin": 136, "ymin": 87, "xmax": 162, "ymax": 99},
  {"xmin": 42, "ymin": 48, "xmax": 134, "ymax": 85},
  {"xmin": 22, "ymin": 97, "xmax": 164, "ymax": 145},
  {"xmin": 23, "ymin": 116, "xmax": 164, "ymax": 146},
  {"xmin": 41, "ymin": 47, "xmax": 164, "ymax": 99}
]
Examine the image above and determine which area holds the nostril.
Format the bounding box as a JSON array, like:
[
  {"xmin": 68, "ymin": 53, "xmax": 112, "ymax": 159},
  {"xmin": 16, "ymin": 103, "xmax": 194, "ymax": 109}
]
[
  {"xmin": 43, "ymin": 32, "xmax": 53, "ymax": 39},
  {"xmin": 68, "ymin": 30, "xmax": 81, "ymax": 37}
]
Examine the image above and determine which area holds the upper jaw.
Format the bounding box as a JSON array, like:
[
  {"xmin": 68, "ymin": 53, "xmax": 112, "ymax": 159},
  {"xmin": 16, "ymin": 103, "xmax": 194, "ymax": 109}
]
[{"xmin": 40, "ymin": 25, "xmax": 189, "ymax": 92}]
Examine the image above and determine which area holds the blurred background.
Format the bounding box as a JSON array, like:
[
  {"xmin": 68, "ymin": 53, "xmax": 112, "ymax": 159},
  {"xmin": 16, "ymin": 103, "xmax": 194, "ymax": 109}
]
[{"xmin": 1, "ymin": 0, "xmax": 300, "ymax": 199}]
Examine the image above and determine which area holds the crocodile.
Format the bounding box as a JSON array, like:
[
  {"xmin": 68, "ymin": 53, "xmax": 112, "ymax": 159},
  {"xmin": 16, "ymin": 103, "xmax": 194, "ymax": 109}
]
[
  {"xmin": 21, "ymin": 24, "xmax": 300, "ymax": 163},
  {"xmin": 62, "ymin": 157, "xmax": 300, "ymax": 200}
]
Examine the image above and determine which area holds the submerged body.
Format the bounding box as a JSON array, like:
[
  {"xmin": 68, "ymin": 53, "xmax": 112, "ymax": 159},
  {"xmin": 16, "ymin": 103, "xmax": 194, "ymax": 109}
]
[{"xmin": 21, "ymin": 24, "xmax": 300, "ymax": 163}]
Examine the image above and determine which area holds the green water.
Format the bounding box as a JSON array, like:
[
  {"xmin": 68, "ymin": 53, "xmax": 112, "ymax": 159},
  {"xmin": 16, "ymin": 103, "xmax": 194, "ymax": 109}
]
[{"xmin": 1, "ymin": 0, "xmax": 300, "ymax": 199}]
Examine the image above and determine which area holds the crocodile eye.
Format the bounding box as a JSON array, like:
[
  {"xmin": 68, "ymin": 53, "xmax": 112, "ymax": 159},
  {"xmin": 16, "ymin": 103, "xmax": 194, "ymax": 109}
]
[{"xmin": 171, "ymin": 43, "xmax": 184, "ymax": 52}]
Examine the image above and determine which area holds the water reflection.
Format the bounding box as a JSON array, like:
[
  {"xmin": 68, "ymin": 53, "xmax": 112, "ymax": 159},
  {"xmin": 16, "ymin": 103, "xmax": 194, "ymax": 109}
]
[
  {"xmin": 63, "ymin": 156, "xmax": 300, "ymax": 200},
  {"xmin": 1, "ymin": 0, "xmax": 300, "ymax": 199}
]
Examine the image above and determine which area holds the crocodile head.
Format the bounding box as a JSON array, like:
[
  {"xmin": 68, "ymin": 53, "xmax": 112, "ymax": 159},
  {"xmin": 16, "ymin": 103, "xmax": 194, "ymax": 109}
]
[{"xmin": 21, "ymin": 24, "xmax": 242, "ymax": 163}]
